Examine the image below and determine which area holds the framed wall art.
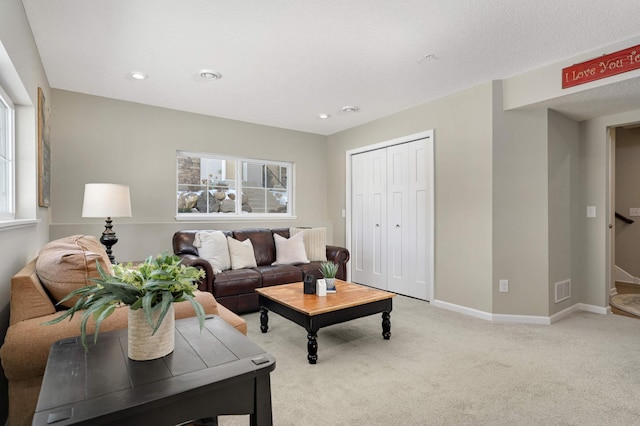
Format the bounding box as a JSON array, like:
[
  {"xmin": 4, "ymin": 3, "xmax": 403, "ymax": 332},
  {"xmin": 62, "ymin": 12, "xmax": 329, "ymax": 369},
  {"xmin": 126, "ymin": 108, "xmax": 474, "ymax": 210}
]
[{"xmin": 38, "ymin": 87, "xmax": 51, "ymax": 207}]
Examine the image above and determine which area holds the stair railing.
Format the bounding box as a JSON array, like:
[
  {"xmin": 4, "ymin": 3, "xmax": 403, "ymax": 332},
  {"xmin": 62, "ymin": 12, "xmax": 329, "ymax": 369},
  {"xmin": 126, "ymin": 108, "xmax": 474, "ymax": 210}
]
[{"xmin": 615, "ymin": 212, "xmax": 635, "ymax": 224}]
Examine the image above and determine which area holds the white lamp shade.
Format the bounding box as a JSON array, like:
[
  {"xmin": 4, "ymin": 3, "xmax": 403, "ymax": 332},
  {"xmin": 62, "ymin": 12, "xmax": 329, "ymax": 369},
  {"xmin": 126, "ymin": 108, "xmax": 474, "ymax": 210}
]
[{"xmin": 82, "ymin": 183, "xmax": 132, "ymax": 218}]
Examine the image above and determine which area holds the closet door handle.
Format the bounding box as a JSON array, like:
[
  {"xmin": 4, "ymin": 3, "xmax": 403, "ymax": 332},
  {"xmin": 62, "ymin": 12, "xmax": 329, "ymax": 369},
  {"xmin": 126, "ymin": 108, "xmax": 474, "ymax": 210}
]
[
  {"xmin": 375, "ymin": 224, "xmax": 380, "ymax": 227},
  {"xmin": 396, "ymin": 224, "xmax": 400, "ymax": 228}
]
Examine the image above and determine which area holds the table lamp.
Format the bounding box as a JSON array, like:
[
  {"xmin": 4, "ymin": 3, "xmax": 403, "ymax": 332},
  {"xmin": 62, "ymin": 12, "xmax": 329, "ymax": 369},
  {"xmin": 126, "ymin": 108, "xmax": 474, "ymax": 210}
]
[{"xmin": 82, "ymin": 183, "xmax": 132, "ymax": 264}]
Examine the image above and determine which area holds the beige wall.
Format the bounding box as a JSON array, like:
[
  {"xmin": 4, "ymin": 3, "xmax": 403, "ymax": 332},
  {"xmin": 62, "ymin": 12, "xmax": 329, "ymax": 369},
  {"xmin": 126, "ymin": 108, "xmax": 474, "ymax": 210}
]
[
  {"xmin": 614, "ymin": 127, "xmax": 640, "ymax": 277},
  {"xmin": 0, "ymin": 0, "xmax": 52, "ymax": 420},
  {"xmin": 491, "ymin": 105, "xmax": 582, "ymax": 318},
  {"xmin": 49, "ymin": 90, "xmax": 329, "ymax": 260},
  {"xmin": 327, "ymin": 82, "xmax": 495, "ymax": 313},
  {"xmin": 547, "ymin": 110, "xmax": 581, "ymax": 315},
  {"xmin": 492, "ymin": 81, "xmax": 550, "ymax": 317},
  {"xmin": 326, "ymin": 78, "xmax": 592, "ymax": 319},
  {"xmin": 502, "ymin": 37, "xmax": 640, "ymax": 314}
]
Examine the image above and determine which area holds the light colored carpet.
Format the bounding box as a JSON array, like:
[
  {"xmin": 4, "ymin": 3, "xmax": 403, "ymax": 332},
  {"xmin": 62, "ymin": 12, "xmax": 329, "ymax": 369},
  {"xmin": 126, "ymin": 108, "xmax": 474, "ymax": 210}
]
[
  {"xmin": 610, "ymin": 293, "xmax": 640, "ymax": 317},
  {"xmin": 218, "ymin": 295, "xmax": 640, "ymax": 426}
]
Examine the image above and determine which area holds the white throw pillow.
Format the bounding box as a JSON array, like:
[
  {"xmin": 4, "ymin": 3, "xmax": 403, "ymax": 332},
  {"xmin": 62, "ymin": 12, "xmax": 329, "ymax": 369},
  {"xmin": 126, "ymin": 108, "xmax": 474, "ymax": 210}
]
[
  {"xmin": 227, "ymin": 237, "xmax": 258, "ymax": 270},
  {"xmin": 290, "ymin": 227, "xmax": 327, "ymax": 262},
  {"xmin": 195, "ymin": 231, "xmax": 230, "ymax": 274},
  {"xmin": 272, "ymin": 232, "xmax": 310, "ymax": 265}
]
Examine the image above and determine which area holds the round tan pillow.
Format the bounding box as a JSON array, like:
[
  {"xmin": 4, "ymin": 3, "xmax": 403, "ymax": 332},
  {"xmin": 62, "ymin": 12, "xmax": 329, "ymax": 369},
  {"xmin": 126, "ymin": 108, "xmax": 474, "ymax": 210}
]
[{"xmin": 36, "ymin": 235, "xmax": 112, "ymax": 308}]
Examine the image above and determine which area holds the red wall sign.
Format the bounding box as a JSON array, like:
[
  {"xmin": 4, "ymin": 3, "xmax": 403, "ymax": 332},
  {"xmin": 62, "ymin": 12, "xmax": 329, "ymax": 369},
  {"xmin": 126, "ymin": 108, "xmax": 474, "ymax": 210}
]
[{"xmin": 562, "ymin": 44, "xmax": 640, "ymax": 89}]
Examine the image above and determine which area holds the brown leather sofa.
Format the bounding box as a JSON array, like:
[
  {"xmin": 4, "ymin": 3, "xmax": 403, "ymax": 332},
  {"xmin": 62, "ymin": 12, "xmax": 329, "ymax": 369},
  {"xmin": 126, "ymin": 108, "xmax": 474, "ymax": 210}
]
[
  {"xmin": 173, "ymin": 228, "xmax": 350, "ymax": 314},
  {"xmin": 0, "ymin": 247, "xmax": 246, "ymax": 426}
]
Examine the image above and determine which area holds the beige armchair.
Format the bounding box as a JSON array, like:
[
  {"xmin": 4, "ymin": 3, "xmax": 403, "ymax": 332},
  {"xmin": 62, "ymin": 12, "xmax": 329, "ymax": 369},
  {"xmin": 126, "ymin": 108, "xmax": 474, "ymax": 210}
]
[{"xmin": 0, "ymin": 240, "xmax": 246, "ymax": 425}]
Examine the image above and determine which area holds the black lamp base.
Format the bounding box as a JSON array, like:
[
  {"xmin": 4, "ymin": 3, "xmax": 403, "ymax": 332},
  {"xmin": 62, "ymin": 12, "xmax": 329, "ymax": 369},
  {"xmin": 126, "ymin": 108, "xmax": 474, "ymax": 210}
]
[{"xmin": 100, "ymin": 217, "xmax": 118, "ymax": 264}]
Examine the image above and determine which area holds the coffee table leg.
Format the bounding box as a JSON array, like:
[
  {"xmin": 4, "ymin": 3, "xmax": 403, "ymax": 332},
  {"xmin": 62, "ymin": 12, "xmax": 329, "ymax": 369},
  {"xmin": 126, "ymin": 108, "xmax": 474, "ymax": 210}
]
[
  {"xmin": 260, "ymin": 307, "xmax": 269, "ymax": 333},
  {"xmin": 307, "ymin": 331, "xmax": 318, "ymax": 364},
  {"xmin": 382, "ymin": 311, "xmax": 391, "ymax": 340}
]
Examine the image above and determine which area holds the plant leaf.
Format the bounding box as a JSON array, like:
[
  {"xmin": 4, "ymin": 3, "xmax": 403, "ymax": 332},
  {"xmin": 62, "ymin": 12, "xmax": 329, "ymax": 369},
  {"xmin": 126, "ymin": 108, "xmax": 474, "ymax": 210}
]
[
  {"xmin": 183, "ymin": 293, "xmax": 206, "ymax": 331},
  {"xmin": 92, "ymin": 302, "xmax": 118, "ymax": 343},
  {"xmin": 142, "ymin": 291, "xmax": 156, "ymax": 327},
  {"xmin": 93, "ymin": 280, "xmax": 140, "ymax": 305},
  {"xmin": 151, "ymin": 291, "xmax": 174, "ymax": 335}
]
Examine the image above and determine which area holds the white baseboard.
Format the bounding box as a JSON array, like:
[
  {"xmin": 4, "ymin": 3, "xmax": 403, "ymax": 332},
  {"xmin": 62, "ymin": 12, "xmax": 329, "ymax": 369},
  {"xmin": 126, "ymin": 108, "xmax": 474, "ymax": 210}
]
[
  {"xmin": 431, "ymin": 300, "xmax": 493, "ymax": 322},
  {"xmin": 577, "ymin": 303, "xmax": 611, "ymax": 315},
  {"xmin": 492, "ymin": 313, "xmax": 551, "ymax": 325},
  {"xmin": 549, "ymin": 303, "xmax": 610, "ymax": 323},
  {"xmin": 432, "ymin": 299, "xmax": 609, "ymax": 325}
]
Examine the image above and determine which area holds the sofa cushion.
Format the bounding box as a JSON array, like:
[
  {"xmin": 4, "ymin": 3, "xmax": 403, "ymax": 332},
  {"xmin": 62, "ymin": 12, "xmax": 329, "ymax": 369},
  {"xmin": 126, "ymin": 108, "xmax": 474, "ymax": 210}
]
[
  {"xmin": 213, "ymin": 268, "xmax": 262, "ymax": 297},
  {"xmin": 256, "ymin": 265, "xmax": 303, "ymax": 287},
  {"xmin": 227, "ymin": 237, "xmax": 258, "ymax": 269},
  {"xmin": 296, "ymin": 262, "xmax": 326, "ymax": 281},
  {"xmin": 195, "ymin": 231, "xmax": 230, "ymax": 274},
  {"xmin": 35, "ymin": 235, "xmax": 112, "ymax": 308},
  {"xmin": 233, "ymin": 229, "xmax": 276, "ymax": 266},
  {"xmin": 290, "ymin": 227, "xmax": 327, "ymax": 262},
  {"xmin": 272, "ymin": 232, "xmax": 309, "ymax": 265}
]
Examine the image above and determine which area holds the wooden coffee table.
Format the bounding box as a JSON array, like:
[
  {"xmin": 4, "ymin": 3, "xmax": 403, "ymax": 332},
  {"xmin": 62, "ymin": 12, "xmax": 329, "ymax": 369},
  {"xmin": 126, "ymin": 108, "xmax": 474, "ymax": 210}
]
[{"xmin": 255, "ymin": 280, "xmax": 395, "ymax": 364}]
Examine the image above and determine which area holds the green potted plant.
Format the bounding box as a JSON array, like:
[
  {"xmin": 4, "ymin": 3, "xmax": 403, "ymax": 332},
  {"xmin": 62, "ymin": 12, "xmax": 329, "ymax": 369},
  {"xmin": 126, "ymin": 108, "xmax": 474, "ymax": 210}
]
[
  {"xmin": 44, "ymin": 253, "xmax": 206, "ymax": 360},
  {"xmin": 319, "ymin": 261, "xmax": 339, "ymax": 292}
]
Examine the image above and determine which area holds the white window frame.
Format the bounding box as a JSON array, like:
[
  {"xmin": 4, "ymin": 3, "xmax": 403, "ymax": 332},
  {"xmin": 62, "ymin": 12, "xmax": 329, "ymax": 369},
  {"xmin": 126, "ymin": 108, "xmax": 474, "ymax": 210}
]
[
  {"xmin": 0, "ymin": 83, "xmax": 15, "ymax": 221},
  {"xmin": 176, "ymin": 151, "xmax": 295, "ymax": 221}
]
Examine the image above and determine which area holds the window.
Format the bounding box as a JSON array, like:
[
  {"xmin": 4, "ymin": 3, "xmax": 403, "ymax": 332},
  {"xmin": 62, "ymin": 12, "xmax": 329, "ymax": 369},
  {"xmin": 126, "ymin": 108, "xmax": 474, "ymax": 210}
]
[
  {"xmin": 0, "ymin": 84, "xmax": 14, "ymax": 221},
  {"xmin": 176, "ymin": 151, "xmax": 293, "ymax": 218}
]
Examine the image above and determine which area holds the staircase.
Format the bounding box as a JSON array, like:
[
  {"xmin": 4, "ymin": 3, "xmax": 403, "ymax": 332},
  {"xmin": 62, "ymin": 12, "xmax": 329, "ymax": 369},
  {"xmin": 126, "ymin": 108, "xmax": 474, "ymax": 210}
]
[{"xmin": 610, "ymin": 281, "xmax": 640, "ymax": 319}]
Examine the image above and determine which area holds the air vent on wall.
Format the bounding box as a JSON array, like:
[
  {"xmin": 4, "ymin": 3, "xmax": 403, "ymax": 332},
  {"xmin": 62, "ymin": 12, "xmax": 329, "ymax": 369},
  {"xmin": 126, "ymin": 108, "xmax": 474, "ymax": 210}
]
[{"xmin": 555, "ymin": 279, "xmax": 571, "ymax": 303}]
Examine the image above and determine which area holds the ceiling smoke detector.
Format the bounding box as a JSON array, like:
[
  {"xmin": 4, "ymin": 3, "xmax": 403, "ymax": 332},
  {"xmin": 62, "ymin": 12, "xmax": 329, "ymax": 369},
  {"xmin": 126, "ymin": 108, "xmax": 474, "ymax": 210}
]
[
  {"xmin": 199, "ymin": 70, "xmax": 222, "ymax": 80},
  {"xmin": 418, "ymin": 53, "xmax": 437, "ymax": 63},
  {"xmin": 341, "ymin": 106, "xmax": 359, "ymax": 113}
]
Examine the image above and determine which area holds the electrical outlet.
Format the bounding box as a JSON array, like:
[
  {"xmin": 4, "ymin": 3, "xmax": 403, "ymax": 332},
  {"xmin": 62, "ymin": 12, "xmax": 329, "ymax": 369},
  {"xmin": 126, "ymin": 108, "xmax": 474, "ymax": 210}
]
[{"xmin": 499, "ymin": 279, "xmax": 509, "ymax": 292}]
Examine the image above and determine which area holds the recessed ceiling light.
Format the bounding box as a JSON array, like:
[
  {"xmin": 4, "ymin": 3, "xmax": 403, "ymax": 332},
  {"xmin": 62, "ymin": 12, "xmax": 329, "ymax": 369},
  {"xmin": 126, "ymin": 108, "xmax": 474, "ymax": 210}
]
[
  {"xmin": 318, "ymin": 113, "xmax": 331, "ymax": 119},
  {"xmin": 341, "ymin": 106, "xmax": 359, "ymax": 113},
  {"xmin": 130, "ymin": 71, "xmax": 148, "ymax": 80},
  {"xmin": 199, "ymin": 70, "xmax": 222, "ymax": 80}
]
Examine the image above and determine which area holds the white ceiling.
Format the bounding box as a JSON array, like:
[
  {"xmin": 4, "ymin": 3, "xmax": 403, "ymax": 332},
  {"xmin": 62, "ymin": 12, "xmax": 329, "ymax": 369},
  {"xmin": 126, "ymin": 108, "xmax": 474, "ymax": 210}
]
[{"xmin": 21, "ymin": 0, "xmax": 640, "ymax": 135}]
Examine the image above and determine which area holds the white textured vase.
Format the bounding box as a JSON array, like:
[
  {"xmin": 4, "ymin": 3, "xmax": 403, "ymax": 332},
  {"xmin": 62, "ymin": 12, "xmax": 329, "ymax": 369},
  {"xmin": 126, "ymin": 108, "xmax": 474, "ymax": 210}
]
[
  {"xmin": 325, "ymin": 278, "xmax": 336, "ymax": 292},
  {"xmin": 127, "ymin": 304, "xmax": 175, "ymax": 361}
]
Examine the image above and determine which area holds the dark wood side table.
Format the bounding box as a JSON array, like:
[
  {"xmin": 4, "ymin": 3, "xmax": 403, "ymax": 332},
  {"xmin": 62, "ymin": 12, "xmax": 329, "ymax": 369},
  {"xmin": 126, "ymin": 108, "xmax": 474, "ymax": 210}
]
[{"xmin": 33, "ymin": 316, "xmax": 276, "ymax": 426}]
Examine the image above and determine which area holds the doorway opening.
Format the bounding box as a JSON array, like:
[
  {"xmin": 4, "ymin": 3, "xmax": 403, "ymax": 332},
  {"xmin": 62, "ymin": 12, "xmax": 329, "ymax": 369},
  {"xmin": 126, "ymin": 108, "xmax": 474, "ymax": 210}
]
[{"xmin": 610, "ymin": 123, "xmax": 640, "ymax": 318}]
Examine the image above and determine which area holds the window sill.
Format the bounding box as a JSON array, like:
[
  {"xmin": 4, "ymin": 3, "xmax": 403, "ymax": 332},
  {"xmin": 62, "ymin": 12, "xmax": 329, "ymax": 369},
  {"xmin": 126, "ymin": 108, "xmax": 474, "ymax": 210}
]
[
  {"xmin": 0, "ymin": 218, "xmax": 40, "ymax": 231},
  {"xmin": 175, "ymin": 213, "xmax": 296, "ymax": 221}
]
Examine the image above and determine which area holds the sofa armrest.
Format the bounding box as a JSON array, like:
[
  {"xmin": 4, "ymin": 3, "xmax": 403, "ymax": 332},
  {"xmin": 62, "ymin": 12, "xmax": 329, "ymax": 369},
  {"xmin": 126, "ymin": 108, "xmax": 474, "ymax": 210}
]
[
  {"xmin": 177, "ymin": 254, "xmax": 215, "ymax": 293},
  {"xmin": 0, "ymin": 290, "xmax": 224, "ymax": 382},
  {"xmin": 326, "ymin": 245, "xmax": 350, "ymax": 280},
  {"xmin": 0, "ymin": 307, "xmax": 130, "ymax": 382},
  {"xmin": 8, "ymin": 259, "xmax": 56, "ymax": 325},
  {"xmin": 216, "ymin": 304, "xmax": 247, "ymax": 335}
]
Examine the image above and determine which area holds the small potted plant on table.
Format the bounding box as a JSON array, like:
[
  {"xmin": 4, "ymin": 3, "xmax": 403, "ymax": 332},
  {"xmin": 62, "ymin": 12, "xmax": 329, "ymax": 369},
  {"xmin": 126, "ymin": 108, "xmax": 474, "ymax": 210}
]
[{"xmin": 319, "ymin": 261, "xmax": 339, "ymax": 293}]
